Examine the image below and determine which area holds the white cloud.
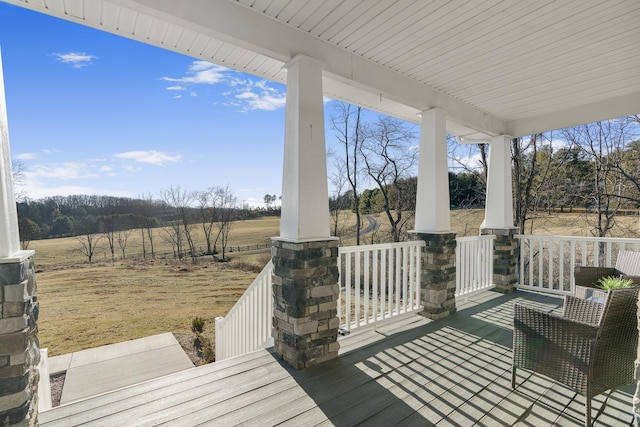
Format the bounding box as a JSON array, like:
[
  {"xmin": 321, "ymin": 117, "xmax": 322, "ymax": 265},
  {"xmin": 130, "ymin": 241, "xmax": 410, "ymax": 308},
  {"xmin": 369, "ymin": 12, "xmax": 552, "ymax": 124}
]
[
  {"xmin": 52, "ymin": 52, "xmax": 96, "ymax": 68},
  {"xmin": 161, "ymin": 61, "xmax": 228, "ymax": 85},
  {"xmin": 236, "ymin": 90, "xmax": 286, "ymax": 112},
  {"xmin": 230, "ymin": 78, "xmax": 286, "ymax": 112},
  {"xmin": 450, "ymin": 152, "xmax": 484, "ymax": 172},
  {"xmin": 161, "ymin": 61, "xmax": 286, "ymax": 112},
  {"xmin": 14, "ymin": 153, "xmax": 37, "ymax": 160},
  {"xmin": 115, "ymin": 150, "xmax": 181, "ymax": 166},
  {"xmin": 26, "ymin": 162, "xmax": 97, "ymax": 180},
  {"xmin": 122, "ymin": 164, "xmax": 142, "ymax": 173},
  {"xmin": 550, "ymin": 138, "xmax": 570, "ymax": 151}
]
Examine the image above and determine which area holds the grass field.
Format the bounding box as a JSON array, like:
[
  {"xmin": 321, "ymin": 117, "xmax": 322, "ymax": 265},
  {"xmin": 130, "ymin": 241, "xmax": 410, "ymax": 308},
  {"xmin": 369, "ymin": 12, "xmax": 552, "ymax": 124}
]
[{"xmin": 33, "ymin": 209, "xmax": 640, "ymax": 357}]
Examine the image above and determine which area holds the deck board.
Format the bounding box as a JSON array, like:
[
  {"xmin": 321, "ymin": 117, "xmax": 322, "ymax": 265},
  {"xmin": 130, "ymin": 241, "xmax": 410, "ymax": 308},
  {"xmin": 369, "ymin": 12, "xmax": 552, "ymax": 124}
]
[{"xmin": 40, "ymin": 290, "xmax": 636, "ymax": 426}]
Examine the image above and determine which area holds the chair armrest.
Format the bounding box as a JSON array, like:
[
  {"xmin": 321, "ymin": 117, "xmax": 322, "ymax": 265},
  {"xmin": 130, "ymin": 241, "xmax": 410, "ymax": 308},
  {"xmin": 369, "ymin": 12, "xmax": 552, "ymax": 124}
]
[
  {"xmin": 563, "ymin": 295, "xmax": 604, "ymax": 324},
  {"xmin": 574, "ymin": 266, "xmax": 616, "ymax": 288},
  {"xmin": 513, "ymin": 302, "xmax": 599, "ymax": 390}
]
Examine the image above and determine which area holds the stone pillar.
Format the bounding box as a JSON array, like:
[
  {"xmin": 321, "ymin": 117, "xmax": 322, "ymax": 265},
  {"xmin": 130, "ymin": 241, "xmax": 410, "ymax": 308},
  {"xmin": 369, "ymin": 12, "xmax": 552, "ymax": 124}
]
[
  {"xmin": 280, "ymin": 54, "xmax": 330, "ymax": 241},
  {"xmin": 0, "ymin": 254, "xmax": 39, "ymax": 427},
  {"xmin": 481, "ymin": 134, "xmax": 517, "ymax": 294},
  {"xmin": 410, "ymin": 232, "xmax": 457, "ymax": 319},
  {"xmin": 271, "ymin": 239, "xmax": 340, "ymax": 369},
  {"xmin": 481, "ymin": 227, "xmax": 518, "ymax": 293},
  {"xmin": 273, "ymin": 54, "xmax": 338, "ymax": 369},
  {"xmin": 412, "ymin": 109, "xmax": 456, "ymax": 319}
]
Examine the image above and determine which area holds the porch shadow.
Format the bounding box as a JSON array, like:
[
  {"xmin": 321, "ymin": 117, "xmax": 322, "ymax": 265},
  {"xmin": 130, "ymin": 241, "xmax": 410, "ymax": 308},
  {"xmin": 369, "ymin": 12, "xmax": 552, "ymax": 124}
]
[{"xmin": 274, "ymin": 290, "xmax": 634, "ymax": 426}]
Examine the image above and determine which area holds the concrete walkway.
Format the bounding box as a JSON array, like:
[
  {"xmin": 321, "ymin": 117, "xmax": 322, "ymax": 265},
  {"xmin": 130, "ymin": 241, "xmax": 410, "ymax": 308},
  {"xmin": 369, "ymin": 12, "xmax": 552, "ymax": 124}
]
[{"xmin": 48, "ymin": 333, "xmax": 194, "ymax": 405}]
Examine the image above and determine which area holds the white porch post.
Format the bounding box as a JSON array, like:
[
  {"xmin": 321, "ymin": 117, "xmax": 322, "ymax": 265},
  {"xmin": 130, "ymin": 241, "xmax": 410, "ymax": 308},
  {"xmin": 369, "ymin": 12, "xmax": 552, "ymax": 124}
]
[
  {"xmin": 0, "ymin": 49, "xmax": 40, "ymax": 425},
  {"xmin": 272, "ymin": 55, "xmax": 339, "ymax": 370},
  {"xmin": 0, "ymin": 49, "xmax": 19, "ymax": 258},
  {"xmin": 410, "ymin": 108, "xmax": 457, "ymax": 319},
  {"xmin": 481, "ymin": 134, "xmax": 518, "ymax": 293},
  {"xmin": 414, "ymin": 108, "xmax": 450, "ymax": 233},
  {"xmin": 279, "ymin": 55, "xmax": 330, "ymax": 242},
  {"xmin": 483, "ymin": 135, "xmax": 514, "ymax": 229}
]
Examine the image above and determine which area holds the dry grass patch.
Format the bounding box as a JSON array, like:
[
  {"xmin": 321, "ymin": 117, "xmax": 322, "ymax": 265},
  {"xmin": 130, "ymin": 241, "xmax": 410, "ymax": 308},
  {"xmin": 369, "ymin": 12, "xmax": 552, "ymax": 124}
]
[
  {"xmin": 30, "ymin": 216, "xmax": 280, "ymax": 269},
  {"xmin": 37, "ymin": 259, "xmax": 259, "ymax": 356}
]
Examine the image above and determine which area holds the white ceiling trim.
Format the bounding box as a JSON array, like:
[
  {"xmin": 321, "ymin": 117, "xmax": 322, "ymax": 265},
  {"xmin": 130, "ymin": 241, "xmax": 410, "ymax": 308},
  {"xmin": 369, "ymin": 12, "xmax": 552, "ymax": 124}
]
[{"xmin": 508, "ymin": 92, "xmax": 640, "ymax": 138}]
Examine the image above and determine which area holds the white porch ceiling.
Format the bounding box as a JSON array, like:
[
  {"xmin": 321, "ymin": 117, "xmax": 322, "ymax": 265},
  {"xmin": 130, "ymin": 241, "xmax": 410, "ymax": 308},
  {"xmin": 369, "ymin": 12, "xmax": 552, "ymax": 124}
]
[{"xmin": 3, "ymin": 0, "xmax": 640, "ymax": 139}]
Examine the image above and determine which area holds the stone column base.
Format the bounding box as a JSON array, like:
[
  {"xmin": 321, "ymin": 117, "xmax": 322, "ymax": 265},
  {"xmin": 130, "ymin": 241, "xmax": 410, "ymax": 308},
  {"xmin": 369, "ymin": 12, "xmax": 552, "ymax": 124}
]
[
  {"xmin": 410, "ymin": 232, "xmax": 457, "ymax": 319},
  {"xmin": 0, "ymin": 255, "xmax": 39, "ymax": 427},
  {"xmin": 271, "ymin": 239, "xmax": 340, "ymax": 370},
  {"xmin": 481, "ymin": 227, "xmax": 518, "ymax": 293}
]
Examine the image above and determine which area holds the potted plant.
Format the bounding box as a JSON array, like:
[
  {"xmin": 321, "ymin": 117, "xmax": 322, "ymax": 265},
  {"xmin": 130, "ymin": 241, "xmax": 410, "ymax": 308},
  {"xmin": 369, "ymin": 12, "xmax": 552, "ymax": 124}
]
[
  {"xmin": 576, "ymin": 276, "xmax": 637, "ymax": 303},
  {"xmin": 597, "ymin": 276, "xmax": 635, "ymax": 291}
]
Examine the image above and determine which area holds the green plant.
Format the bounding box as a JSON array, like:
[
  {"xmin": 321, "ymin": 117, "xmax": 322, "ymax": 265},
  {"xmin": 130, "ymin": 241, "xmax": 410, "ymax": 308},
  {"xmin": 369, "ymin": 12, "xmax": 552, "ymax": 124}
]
[
  {"xmin": 597, "ymin": 276, "xmax": 635, "ymax": 291},
  {"xmin": 191, "ymin": 316, "xmax": 206, "ymax": 333}
]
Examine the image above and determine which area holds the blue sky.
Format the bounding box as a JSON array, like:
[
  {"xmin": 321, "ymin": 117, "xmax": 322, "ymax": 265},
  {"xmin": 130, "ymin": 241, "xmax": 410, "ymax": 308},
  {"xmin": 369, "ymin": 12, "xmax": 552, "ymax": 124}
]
[{"xmin": 0, "ymin": 2, "xmax": 296, "ymax": 207}]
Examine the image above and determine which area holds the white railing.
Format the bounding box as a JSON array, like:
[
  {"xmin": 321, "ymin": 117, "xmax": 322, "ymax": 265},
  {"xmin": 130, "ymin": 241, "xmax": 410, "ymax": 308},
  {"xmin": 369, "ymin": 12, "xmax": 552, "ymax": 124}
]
[
  {"xmin": 516, "ymin": 235, "xmax": 640, "ymax": 295},
  {"xmin": 456, "ymin": 235, "xmax": 495, "ymax": 297},
  {"xmin": 214, "ymin": 260, "xmax": 273, "ymax": 361},
  {"xmin": 37, "ymin": 348, "xmax": 52, "ymax": 412},
  {"xmin": 337, "ymin": 241, "xmax": 424, "ymax": 332},
  {"xmin": 215, "ymin": 236, "xmax": 498, "ymax": 359}
]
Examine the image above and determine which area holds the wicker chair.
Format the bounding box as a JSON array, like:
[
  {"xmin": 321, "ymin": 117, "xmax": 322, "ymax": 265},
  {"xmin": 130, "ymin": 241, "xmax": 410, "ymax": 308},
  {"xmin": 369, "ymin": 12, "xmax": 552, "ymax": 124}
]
[
  {"xmin": 574, "ymin": 249, "xmax": 640, "ymax": 289},
  {"xmin": 512, "ymin": 286, "xmax": 639, "ymax": 427}
]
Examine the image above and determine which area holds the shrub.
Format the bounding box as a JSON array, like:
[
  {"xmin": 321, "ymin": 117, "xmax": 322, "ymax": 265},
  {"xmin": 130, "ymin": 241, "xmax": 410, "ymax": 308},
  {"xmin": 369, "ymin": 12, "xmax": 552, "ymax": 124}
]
[
  {"xmin": 199, "ymin": 335, "xmax": 215, "ymax": 363},
  {"xmin": 191, "ymin": 316, "xmax": 206, "ymax": 333}
]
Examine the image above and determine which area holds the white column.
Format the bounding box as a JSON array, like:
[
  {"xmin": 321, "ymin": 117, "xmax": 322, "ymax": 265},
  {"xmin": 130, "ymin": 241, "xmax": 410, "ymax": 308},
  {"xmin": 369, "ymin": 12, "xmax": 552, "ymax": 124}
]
[
  {"xmin": 483, "ymin": 134, "xmax": 514, "ymax": 228},
  {"xmin": 0, "ymin": 49, "xmax": 20, "ymax": 258},
  {"xmin": 279, "ymin": 55, "xmax": 330, "ymax": 241},
  {"xmin": 414, "ymin": 108, "xmax": 450, "ymax": 233}
]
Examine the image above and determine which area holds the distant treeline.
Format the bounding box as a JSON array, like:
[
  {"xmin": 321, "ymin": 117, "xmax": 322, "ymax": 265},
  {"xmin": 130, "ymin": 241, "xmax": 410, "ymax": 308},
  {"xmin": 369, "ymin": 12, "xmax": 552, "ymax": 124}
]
[
  {"xmin": 331, "ymin": 173, "xmax": 486, "ymax": 215},
  {"xmin": 16, "ymin": 194, "xmax": 279, "ymax": 242}
]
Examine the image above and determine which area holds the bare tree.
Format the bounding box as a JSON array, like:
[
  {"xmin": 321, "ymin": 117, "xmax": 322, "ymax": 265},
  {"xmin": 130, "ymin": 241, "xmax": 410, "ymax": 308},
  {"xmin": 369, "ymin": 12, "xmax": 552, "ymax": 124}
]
[
  {"xmin": 328, "ymin": 156, "xmax": 350, "ymax": 239},
  {"xmin": 117, "ymin": 228, "xmax": 131, "ymax": 259},
  {"xmin": 197, "ymin": 187, "xmax": 220, "ymax": 255},
  {"xmin": 159, "ymin": 186, "xmax": 196, "ymax": 260},
  {"xmin": 360, "ymin": 116, "xmax": 418, "ymax": 242},
  {"xmin": 163, "ymin": 219, "xmax": 184, "ymax": 259},
  {"xmin": 99, "ymin": 196, "xmax": 118, "ymax": 264},
  {"xmin": 213, "ymin": 185, "xmax": 236, "ymax": 261},
  {"xmin": 512, "ymin": 134, "xmax": 562, "ymax": 234},
  {"xmin": 101, "ymin": 214, "xmax": 117, "ymax": 264},
  {"xmin": 136, "ymin": 194, "xmax": 156, "ymax": 258},
  {"xmin": 75, "ymin": 216, "xmax": 102, "ymax": 263},
  {"xmin": 263, "ymin": 194, "xmax": 277, "ymax": 210},
  {"xmin": 563, "ymin": 120, "xmax": 631, "ymax": 237},
  {"xmin": 331, "ymin": 102, "xmax": 365, "ymax": 244},
  {"xmin": 12, "ymin": 160, "xmax": 27, "ymax": 202},
  {"xmin": 446, "ymin": 136, "xmax": 488, "ymax": 208}
]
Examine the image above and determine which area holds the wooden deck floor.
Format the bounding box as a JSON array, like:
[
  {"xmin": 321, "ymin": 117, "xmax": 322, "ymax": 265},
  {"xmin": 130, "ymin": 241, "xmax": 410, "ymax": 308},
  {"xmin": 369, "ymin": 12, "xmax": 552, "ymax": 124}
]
[{"xmin": 40, "ymin": 290, "xmax": 636, "ymax": 426}]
